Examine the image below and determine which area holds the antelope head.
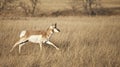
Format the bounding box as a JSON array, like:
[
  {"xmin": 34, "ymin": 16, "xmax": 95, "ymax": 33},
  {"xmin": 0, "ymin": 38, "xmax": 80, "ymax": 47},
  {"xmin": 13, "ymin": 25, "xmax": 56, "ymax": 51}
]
[{"xmin": 50, "ymin": 23, "xmax": 60, "ymax": 33}]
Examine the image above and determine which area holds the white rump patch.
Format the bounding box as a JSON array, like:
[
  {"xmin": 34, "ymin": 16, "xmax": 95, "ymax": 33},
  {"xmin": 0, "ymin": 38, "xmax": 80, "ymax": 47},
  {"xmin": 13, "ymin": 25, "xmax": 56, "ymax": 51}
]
[{"xmin": 20, "ymin": 30, "xmax": 26, "ymax": 38}]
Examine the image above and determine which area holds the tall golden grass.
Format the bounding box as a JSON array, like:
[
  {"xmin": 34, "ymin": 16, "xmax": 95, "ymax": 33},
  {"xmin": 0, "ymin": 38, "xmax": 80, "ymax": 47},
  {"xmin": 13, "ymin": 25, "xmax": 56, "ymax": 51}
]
[{"xmin": 0, "ymin": 16, "xmax": 120, "ymax": 67}]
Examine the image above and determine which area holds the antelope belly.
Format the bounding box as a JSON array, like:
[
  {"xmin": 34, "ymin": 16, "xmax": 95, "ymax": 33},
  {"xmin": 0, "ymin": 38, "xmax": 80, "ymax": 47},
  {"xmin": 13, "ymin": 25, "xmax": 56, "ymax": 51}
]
[{"xmin": 28, "ymin": 35, "xmax": 42, "ymax": 43}]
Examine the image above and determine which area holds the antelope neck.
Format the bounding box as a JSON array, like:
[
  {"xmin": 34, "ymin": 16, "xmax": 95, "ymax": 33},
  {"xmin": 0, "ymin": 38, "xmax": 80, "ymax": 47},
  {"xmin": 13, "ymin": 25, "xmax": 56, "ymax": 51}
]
[{"xmin": 46, "ymin": 28, "xmax": 54, "ymax": 39}]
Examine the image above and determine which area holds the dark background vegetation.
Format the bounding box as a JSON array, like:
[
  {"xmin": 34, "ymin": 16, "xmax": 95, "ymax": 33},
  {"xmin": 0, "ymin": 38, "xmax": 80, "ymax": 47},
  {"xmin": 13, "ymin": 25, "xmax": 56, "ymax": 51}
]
[{"xmin": 0, "ymin": 0, "xmax": 120, "ymax": 17}]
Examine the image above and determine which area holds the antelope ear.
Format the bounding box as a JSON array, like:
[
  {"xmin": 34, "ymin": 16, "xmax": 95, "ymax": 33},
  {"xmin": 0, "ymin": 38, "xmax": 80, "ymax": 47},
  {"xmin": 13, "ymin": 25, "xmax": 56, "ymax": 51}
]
[{"xmin": 55, "ymin": 23, "xmax": 57, "ymax": 27}]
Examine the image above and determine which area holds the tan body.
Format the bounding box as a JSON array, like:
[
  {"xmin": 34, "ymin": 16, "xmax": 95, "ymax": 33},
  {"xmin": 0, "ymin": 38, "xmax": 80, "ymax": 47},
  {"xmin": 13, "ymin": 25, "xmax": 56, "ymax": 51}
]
[{"xmin": 10, "ymin": 24, "xmax": 60, "ymax": 53}]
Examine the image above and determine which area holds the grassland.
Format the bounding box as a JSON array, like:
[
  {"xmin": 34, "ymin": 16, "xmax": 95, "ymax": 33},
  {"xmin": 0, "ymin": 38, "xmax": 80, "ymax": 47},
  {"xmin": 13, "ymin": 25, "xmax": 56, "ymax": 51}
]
[{"xmin": 0, "ymin": 16, "xmax": 120, "ymax": 67}]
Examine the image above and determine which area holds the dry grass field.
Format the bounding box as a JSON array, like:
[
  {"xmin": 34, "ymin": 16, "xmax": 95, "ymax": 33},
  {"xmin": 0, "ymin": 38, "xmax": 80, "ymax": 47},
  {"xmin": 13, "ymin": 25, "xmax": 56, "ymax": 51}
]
[{"xmin": 0, "ymin": 16, "xmax": 120, "ymax": 67}]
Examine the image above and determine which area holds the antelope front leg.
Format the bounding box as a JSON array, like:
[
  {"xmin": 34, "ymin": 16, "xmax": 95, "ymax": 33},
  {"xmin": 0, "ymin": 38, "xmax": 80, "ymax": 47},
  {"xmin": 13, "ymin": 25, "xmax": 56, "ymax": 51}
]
[{"xmin": 46, "ymin": 41, "xmax": 59, "ymax": 50}]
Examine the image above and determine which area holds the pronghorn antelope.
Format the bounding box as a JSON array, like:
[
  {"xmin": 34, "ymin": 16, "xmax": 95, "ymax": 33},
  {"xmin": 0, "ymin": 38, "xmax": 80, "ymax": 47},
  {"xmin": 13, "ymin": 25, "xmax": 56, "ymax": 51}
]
[{"xmin": 10, "ymin": 23, "xmax": 60, "ymax": 53}]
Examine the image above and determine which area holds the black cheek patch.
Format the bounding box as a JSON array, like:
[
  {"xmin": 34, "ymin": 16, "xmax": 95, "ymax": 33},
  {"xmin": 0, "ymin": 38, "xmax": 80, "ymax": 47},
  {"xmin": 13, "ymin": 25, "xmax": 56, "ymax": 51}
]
[{"xmin": 57, "ymin": 29, "xmax": 60, "ymax": 32}]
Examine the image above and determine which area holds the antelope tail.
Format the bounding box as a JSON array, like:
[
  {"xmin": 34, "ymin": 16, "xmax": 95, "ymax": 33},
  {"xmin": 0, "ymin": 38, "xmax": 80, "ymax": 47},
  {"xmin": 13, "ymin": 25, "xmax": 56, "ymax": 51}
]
[{"xmin": 20, "ymin": 30, "xmax": 26, "ymax": 38}]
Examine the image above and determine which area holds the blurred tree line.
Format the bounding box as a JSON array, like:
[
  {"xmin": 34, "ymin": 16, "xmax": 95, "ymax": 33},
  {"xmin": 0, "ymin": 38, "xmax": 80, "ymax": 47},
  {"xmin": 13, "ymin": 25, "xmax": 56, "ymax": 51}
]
[
  {"xmin": 0, "ymin": 0, "xmax": 102, "ymax": 16},
  {"xmin": 70, "ymin": 0, "xmax": 102, "ymax": 15}
]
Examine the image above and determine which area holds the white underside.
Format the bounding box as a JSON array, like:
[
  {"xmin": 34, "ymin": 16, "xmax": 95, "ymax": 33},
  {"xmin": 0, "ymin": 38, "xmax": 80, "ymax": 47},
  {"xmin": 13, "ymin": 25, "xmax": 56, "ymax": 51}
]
[{"xmin": 28, "ymin": 35, "xmax": 47, "ymax": 43}]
